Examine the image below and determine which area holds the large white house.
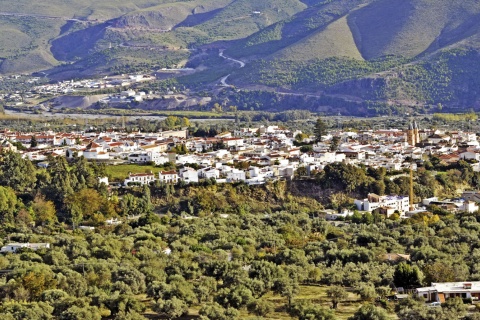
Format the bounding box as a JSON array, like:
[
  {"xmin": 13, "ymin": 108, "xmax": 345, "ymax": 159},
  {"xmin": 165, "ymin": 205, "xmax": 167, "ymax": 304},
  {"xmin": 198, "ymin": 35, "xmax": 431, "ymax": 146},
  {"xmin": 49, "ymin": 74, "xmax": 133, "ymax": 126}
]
[
  {"xmin": 159, "ymin": 170, "xmax": 179, "ymax": 184},
  {"xmin": 128, "ymin": 152, "xmax": 169, "ymax": 165},
  {"xmin": 416, "ymin": 282, "xmax": 480, "ymax": 303},
  {"xmin": 226, "ymin": 169, "xmax": 246, "ymax": 182},
  {"xmin": 124, "ymin": 173, "xmax": 155, "ymax": 186},
  {"xmin": 354, "ymin": 193, "xmax": 410, "ymax": 214},
  {"xmin": 179, "ymin": 167, "xmax": 199, "ymax": 184}
]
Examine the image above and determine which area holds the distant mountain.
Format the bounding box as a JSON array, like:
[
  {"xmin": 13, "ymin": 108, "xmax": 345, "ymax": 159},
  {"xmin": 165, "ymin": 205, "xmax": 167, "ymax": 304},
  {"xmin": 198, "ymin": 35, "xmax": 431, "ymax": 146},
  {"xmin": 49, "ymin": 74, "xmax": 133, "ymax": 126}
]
[
  {"xmin": 3, "ymin": 0, "xmax": 480, "ymax": 111},
  {"xmin": 228, "ymin": 0, "xmax": 480, "ymax": 110}
]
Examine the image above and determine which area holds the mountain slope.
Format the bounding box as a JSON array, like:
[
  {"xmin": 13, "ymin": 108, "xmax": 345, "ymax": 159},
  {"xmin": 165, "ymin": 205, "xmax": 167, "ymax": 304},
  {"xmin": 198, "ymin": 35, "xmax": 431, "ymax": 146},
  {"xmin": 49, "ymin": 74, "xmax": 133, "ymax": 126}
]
[
  {"xmin": 3, "ymin": 0, "xmax": 480, "ymax": 112},
  {"xmin": 273, "ymin": 16, "xmax": 364, "ymax": 61},
  {"xmin": 224, "ymin": 0, "xmax": 480, "ymax": 110},
  {"xmin": 348, "ymin": 0, "xmax": 480, "ymax": 59}
]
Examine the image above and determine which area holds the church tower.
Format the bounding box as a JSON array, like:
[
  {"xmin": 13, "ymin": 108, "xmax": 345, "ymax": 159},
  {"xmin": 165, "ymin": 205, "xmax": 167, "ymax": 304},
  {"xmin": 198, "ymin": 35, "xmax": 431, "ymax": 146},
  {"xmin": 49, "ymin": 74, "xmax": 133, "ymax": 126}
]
[
  {"xmin": 414, "ymin": 121, "xmax": 420, "ymax": 145},
  {"xmin": 406, "ymin": 122, "xmax": 415, "ymax": 146},
  {"xmin": 406, "ymin": 121, "xmax": 420, "ymax": 146}
]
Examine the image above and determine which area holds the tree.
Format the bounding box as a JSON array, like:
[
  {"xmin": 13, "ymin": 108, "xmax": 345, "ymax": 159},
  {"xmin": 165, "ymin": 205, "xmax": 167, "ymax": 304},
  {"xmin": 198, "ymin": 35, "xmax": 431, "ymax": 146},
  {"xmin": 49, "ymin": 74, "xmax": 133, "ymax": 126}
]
[
  {"xmin": 20, "ymin": 266, "xmax": 57, "ymax": 300},
  {"xmin": 248, "ymin": 299, "xmax": 274, "ymax": 317},
  {"xmin": 274, "ymin": 276, "xmax": 299, "ymax": 307},
  {"xmin": 314, "ymin": 118, "xmax": 327, "ymax": 142},
  {"xmin": 30, "ymin": 136, "xmax": 38, "ymax": 148},
  {"xmin": 199, "ymin": 302, "xmax": 239, "ymax": 320},
  {"xmin": 393, "ymin": 262, "xmax": 423, "ymax": 289},
  {"xmin": 330, "ymin": 136, "xmax": 341, "ymax": 151},
  {"xmin": 326, "ymin": 286, "xmax": 348, "ymax": 309},
  {"xmin": 289, "ymin": 301, "xmax": 335, "ymax": 320},
  {"xmin": 0, "ymin": 151, "xmax": 37, "ymax": 193},
  {"xmin": 31, "ymin": 195, "xmax": 57, "ymax": 225},
  {"xmin": 295, "ymin": 133, "xmax": 309, "ymax": 143},
  {"xmin": 349, "ymin": 304, "xmax": 390, "ymax": 320},
  {"xmin": 0, "ymin": 186, "xmax": 18, "ymax": 223},
  {"xmin": 153, "ymin": 297, "xmax": 187, "ymax": 319},
  {"xmin": 65, "ymin": 189, "xmax": 105, "ymax": 222},
  {"xmin": 355, "ymin": 283, "xmax": 377, "ymax": 302}
]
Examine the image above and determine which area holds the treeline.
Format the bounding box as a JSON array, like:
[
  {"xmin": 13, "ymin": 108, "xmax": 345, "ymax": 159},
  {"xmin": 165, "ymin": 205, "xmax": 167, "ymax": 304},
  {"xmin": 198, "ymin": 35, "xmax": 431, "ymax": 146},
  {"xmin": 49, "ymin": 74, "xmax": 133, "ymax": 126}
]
[
  {"xmin": 433, "ymin": 112, "xmax": 478, "ymax": 122},
  {"xmin": 210, "ymin": 87, "xmax": 416, "ymax": 116}
]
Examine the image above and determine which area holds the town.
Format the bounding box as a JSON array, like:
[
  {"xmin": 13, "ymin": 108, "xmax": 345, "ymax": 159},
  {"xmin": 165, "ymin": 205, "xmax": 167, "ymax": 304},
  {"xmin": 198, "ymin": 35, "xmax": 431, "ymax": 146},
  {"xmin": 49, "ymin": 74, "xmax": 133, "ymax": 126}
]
[{"xmin": 1, "ymin": 119, "xmax": 480, "ymax": 221}]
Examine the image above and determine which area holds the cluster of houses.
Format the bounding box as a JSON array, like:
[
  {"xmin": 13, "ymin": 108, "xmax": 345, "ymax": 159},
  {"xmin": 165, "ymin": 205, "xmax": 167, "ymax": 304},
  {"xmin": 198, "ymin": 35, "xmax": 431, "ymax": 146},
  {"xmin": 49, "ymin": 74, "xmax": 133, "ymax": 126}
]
[
  {"xmin": 32, "ymin": 74, "xmax": 156, "ymax": 95},
  {"xmin": 0, "ymin": 73, "xmax": 158, "ymax": 109},
  {"xmin": 1, "ymin": 123, "xmax": 480, "ymax": 214}
]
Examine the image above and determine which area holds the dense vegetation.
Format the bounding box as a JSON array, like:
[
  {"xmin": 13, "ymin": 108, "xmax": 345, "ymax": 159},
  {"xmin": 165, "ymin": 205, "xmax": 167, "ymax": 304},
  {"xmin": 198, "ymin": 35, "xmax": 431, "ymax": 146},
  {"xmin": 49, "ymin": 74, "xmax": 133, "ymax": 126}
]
[{"xmin": 1, "ymin": 146, "xmax": 480, "ymax": 318}]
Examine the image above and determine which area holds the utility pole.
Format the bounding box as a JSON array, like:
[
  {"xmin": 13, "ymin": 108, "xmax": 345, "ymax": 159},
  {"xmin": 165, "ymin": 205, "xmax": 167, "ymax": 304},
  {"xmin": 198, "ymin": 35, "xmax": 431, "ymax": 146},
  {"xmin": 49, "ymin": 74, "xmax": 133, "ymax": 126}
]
[{"xmin": 409, "ymin": 152, "xmax": 415, "ymax": 211}]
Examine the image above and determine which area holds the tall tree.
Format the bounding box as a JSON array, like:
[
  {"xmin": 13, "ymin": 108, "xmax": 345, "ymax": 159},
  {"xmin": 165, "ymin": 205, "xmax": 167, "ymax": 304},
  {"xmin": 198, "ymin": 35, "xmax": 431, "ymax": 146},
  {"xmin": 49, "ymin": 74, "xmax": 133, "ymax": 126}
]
[
  {"xmin": 330, "ymin": 136, "xmax": 341, "ymax": 151},
  {"xmin": 0, "ymin": 151, "xmax": 37, "ymax": 193},
  {"xmin": 314, "ymin": 118, "xmax": 327, "ymax": 142},
  {"xmin": 393, "ymin": 262, "xmax": 423, "ymax": 288},
  {"xmin": 32, "ymin": 195, "xmax": 56, "ymax": 225},
  {"xmin": 30, "ymin": 136, "xmax": 38, "ymax": 148},
  {"xmin": 0, "ymin": 186, "xmax": 18, "ymax": 224}
]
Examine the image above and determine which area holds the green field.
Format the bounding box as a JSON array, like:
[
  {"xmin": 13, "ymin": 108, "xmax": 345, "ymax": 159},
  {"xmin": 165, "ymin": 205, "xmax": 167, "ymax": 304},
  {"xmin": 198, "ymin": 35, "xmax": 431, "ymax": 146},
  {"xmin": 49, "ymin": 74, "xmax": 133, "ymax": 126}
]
[{"xmin": 105, "ymin": 163, "xmax": 159, "ymax": 182}]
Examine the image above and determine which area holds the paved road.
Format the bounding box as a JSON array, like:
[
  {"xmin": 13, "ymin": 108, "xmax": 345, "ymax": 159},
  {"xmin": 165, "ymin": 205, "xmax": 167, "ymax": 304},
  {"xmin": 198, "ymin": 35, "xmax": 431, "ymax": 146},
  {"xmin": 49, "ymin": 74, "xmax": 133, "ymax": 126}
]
[
  {"xmin": 219, "ymin": 49, "xmax": 245, "ymax": 68},
  {"xmin": 217, "ymin": 49, "xmax": 246, "ymax": 87},
  {"xmin": 220, "ymin": 74, "xmax": 231, "ymax": 87}
]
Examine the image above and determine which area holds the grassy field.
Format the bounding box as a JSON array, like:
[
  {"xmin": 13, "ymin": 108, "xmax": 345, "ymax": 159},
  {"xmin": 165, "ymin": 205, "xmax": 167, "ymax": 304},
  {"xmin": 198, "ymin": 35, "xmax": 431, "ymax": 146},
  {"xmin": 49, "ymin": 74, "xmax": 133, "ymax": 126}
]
[{"xmin": 105, "ymin": 163, "xmax": 159, "ymax": 182}]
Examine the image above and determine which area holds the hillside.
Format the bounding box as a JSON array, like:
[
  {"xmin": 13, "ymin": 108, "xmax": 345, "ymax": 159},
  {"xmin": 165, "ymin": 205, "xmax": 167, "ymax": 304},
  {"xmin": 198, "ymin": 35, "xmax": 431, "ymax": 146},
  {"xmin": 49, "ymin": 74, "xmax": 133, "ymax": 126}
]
[
  {"xmin": 3, "ymin": 0, "xmax": 480, "ymax": 112},
  {"xmin": 227, "ymin": 0, "xmax": 480, "ymax": 110}
]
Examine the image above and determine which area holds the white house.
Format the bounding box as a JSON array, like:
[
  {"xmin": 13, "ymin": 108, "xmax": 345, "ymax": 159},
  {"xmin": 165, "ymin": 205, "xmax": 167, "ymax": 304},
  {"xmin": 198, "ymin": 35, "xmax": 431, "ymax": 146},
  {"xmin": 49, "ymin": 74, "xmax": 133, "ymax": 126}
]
[
  {"xmin": 355, "ymin": 193, "xmax": 410, "ymax": 213},
  {"xmin": 98, "ymin": 177, "xmax": 109, "ymax": 186},
  {"xmin": 226, "ymin": 169, "xmax": 246, "ymax": 182},
  {"xmin": 159, "ymin": 170, "xmax": 179, "ymax": 184},
  {"xmin": 83, "ymin": 142, "xmax": 110, "ymax": 160},
  {"xmin": 179, "ymin": 167, "xmax": 199, "ymax": 184},
  {"xmin": 199, "ymin": 167, "xmax": 220, "ymax": 179},
  {"xmin": 128, "ymin": 152, "xmax": 169, "ymax": 165},
  {"xmin": 124, "ymin": 173, "xmax": 155, "ymax": 186},
  {"xmin": 223, "ymin": 137, "xmax": 244, "ymax": 148},
  {"xmin": 324, "ymin": 209, "xmax": 355, "ymax": 221},
  {"xmin": 416, "ymin": 282, "xmax": 480, "ymax": 303},
  {"xmin": 1, "ymin": 243, "xmax": 50, "ymax": 253}
]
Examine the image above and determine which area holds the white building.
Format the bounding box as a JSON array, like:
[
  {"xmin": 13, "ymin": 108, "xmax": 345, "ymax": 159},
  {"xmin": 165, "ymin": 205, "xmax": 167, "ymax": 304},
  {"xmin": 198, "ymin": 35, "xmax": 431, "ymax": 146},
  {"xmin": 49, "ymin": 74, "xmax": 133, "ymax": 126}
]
[
  {"xmin": 128, "ymin": 152, "xmax": 169, "ymax": 165},
  {"xmin": 416, "ymin": 282, "xmax": 480, "ymax": 303},
  {"xmin": 354, "ymin": 193, "xmax": 410, "ymax": 213},
  {"xmin": 159, "ymin": 170, "xmax": 179, "ymax": 184},
  {"xmin": 124, "ymin": 173, "xmax": 155, "ymax": 186},
  {"xmin": 179, "ymin": 167, "xmax": 199, "ymax": 184},
  {"xmin": 226, "ymin": 169, "xmax": 246, "ymax": 182},
  {"xmin": 199, "ymin": 167, "xmax": 220, "ymax": 179},
  {"xmin": 223, "ymin": 138, "xmax": 244, "ymax": 148},
  {"xmin": 324, "ymin": 209, "xmax": 355, "ymax": 221},
  {"xmin": 1, "ymin": 243, "xmax": 50, "ymax": 253}
]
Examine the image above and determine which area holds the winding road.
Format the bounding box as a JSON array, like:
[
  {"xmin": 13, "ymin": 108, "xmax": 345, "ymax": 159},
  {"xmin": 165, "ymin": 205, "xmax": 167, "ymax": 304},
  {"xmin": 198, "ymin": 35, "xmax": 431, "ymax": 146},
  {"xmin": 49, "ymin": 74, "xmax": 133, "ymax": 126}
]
[
  {"xmin": 218, "ymin": 49, "xmax": 245, "ymax": 87},
  {"xmin": 219, "ymin": 49, "xmax": 245, "ymax": 68}
]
